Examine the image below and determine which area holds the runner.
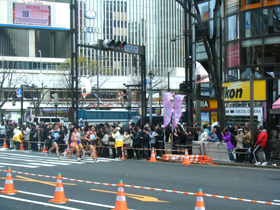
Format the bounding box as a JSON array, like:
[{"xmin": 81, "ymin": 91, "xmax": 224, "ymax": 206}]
[
  {"xmin": 84, "ymin": 126, "xmax": 96, "ymax": 156},
  {"xmin": 67, "ymin": 127, "xmax": 81, "ymax": 161},
  {"xmin": 45, "ymin": 124, "xmax": 62, "ymax": 160},
  {"xmin": 77, "ymin": 127, "xmax": 84, "ymax": 154},
  {"xmin": 89, "ymin": 143, "xmax": 99, "ymax": 163}
]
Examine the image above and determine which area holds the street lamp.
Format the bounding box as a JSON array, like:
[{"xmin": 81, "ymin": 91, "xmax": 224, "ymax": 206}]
[
  {"xmin": 38, "ymin": 50, "xmax": 42, "ymax": 74},
  {"xmin": 95, "ymin": 52, "xmax": 109, "ymax": 110}
]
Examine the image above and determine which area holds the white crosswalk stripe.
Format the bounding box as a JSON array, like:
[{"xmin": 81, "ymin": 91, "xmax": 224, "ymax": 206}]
[{"xmin": 0, "ymin": 150, "xmax": 122, "ymax": 169}]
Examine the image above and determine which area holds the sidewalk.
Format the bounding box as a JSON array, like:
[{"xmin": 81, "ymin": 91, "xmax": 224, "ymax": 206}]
[{"xmin": 212, "ymin": 160, "xmax": 280, "ymax": 169}]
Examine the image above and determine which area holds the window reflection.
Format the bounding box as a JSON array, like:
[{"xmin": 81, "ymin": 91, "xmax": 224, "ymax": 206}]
[
  {"xmin": 225, "ymin": 15, "xmax": 239, "ymax": 41},
  {"xmin": 240, "ymin": 39, "xmax": 262, "ymax": 65},
  {"xmin": 240, "ymin": 10, "xmax": 262, "ymax": 38},
  {"xmin": 263, "ymin": 8, "xmax": 280, "ymax": 35}
]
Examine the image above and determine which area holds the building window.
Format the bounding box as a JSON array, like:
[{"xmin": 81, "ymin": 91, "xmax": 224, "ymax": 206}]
[
  {"xmin": 263, "ymin": 37, "xmax": 280, "ymax": 63},
  {"xmin": 240, "ymin": 39, "xmax": 262, "ymax": 65},
  {"xmin": 225, "ymin": 0, "xmax": 239, "ymax": 15},
  {"xmin": 225, "ymin": 15, "xmax": 239, "ymax": 41},
  {"xmin": 241, "ymin": 0, "xmax": 262, "ymax": 11},
  {"xmin": 263, "ymin": 7, "xmax": 280, "ymax": 35},
  {"xmin": 240, "ymin": 10, "xmax": 263, "ymax": 38}
]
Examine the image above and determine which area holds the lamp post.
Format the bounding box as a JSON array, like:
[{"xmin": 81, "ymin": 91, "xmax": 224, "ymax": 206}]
[{"xmin": 38, "ymin": 50, "xmax": 42, "ymax": 74}]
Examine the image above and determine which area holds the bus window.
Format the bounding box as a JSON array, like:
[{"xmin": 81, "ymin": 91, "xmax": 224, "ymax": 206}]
[
  {"xmin": 51, "ymin": 118, "xmax": 59, "ymax": 123},
  {"xmin": 97, "ymin": 112, "xmax": 102, "ymax": 118},
  {"xmin": 41, "ymin": 118, "xmax": 51, "ymax": 122},
  {"xmin": 34, "ymin": 118, "xmax": 38, "ymax": 124},
  {"xmin": 103, "ymin": 112, "xmax": 109, "ymax": 119}
]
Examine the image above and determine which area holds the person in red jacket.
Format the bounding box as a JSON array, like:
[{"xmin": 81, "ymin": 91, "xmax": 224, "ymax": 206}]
[{"xmin": 253, "ymin": 125, "xmax": 268, "ymax": 166}]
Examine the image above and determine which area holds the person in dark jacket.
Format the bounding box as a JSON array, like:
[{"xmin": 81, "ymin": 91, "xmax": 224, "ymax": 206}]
[
  {"xmin": 131, "ymin": 127, "xmax": 140, "ymax": 159},
  {"xmin": 156, "ymin": 124, "xmax": 164, "ymax": 157},
  {"xmin": 140, "ymin": 127, "xmax": 149, "ymax": 160},
  {"xmin": 177, "ymin": 127, "xmax": 186, "ymax": 145},
  {"xmin": 30, "ymin": 124, "xmax": 38, "ymax": 151}
]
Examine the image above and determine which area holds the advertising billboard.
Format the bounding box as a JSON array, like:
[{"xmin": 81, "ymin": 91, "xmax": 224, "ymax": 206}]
[{"xmin": 13, "ymin": 3, "xmax": 51, "ymax": 26}]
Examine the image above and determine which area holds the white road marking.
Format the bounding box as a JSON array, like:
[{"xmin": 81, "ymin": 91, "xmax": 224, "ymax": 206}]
[
  {"xmin": 0, "ymin": 155, "xmax": 70, "ymax": 165},
  {"xmin": 273, "ymin": 200, "xmax": 280, "ymax": 202},
  {"xmin": 0, "ymin": 194, "xmax": 82, "ymax": 210},
  {"xmin": 0, "ymin": 187, "xmax": 115, "ymax": 209},
  {"xmin": 0, "ymin": 162, "xmax": 38, "ymax": 168}
]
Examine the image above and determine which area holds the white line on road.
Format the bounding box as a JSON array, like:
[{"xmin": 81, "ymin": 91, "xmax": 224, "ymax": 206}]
[
  {"xmin": 0, "ymin": 194, "xmax": 82, "ymax": 210},
  {"xmin": 0, "ymin": 162, "xmax": 38, "ymax": 168},
  {"xmin": 0, "ymin": 187, "xmax": 115, "ymax": 209},
  {"xmin": 273, "ymin": 200, "xmax": 280, "ymax": 202}
]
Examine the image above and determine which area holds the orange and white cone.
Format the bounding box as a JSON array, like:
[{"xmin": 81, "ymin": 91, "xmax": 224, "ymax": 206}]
[
  {"xmin": 2, "ymin": 138, "xmax": 8, "ymax": 149},
  {"xmin": 49, "ymin": 173, "xmax": 69, "ymax": 204},
  {"xmin": 20, "ymin": 141, "xmax": 25, "ymax": 150},
  {"xmin": 112, "ymin": 180, "xmax": 131, "ymax": 210},
  {"xmin": 148, "ymin": 147, "xmax": 158, "ymax": 162},
  {"xmin": 41, "ymin": 143, "xmax": 47, "ymax": 153},
  {"xmin": 65, "ymin": 145, "xmax": 70, "ymax": 153},
  {"xmin": 121, "ymin": 147, "xmax": 126, "ymax": 160},
  {"xmin": 194, "ymin": 189, "xmax": 205, "ymax": 210},
  {"xmin": 181, "ymin": 149, "xmax": 190, "ymax": 164},
  {"xmin": 0, "ymin": 167, "xmax": 18, "ymax": 195}
]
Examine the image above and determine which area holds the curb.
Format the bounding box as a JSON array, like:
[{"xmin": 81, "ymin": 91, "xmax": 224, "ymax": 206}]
[{"xmin": 212, "ymin": 161, "xmax": 280, "ymax": 169}]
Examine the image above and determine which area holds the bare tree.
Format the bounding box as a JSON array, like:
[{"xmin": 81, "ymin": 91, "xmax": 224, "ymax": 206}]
[
  {"xmin": 21, "ymin": 75, "xmax": 51, "ymax": 116},
  {"xmin": 0, "ymin": 69, "xmax": 22, "ymax": 109},
  {"xmin": 176, "ymin": 0, "xmax": 226, "ymax": 127}
]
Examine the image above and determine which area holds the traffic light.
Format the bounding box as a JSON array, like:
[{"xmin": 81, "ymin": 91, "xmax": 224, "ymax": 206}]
[
  {"xmin": 12, "ymin": 100, "xmax": 16, "ymax": 106},
  {"xmin": 98, "ymin": 39, "xmax": 127, "ymax": 50},
  {"xmin": 179, "ymin": 81, "xmax": 191, "ymax": 93}
]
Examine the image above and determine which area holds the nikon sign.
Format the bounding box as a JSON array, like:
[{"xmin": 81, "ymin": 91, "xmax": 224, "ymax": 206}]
[{"xmin": 223, "ymin": 80, "xmax": 266, "ymax": 101}]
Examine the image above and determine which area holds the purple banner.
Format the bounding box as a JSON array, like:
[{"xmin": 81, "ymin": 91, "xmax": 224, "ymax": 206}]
[
  {"xmin": 164, "ymin": 92, "xmax": 173, "ymax": 127},
  {"xmin": 172, "ymin": 95, "xmax": 185, "ymax": 130}
]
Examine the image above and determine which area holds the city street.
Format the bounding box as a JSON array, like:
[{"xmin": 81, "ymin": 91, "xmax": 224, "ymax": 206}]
[{"xmin": 0, "ymin": 149, "xmax": 279, "ymax": 210}]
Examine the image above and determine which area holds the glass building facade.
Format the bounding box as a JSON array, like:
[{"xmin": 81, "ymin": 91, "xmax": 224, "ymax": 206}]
[
  {"xmin": 223, "ymin": 0, "xmax": 280, "ymax": 81},
  {"xmin": 77, "ymin": 0, "xmax": 185, "ymax": 76}
]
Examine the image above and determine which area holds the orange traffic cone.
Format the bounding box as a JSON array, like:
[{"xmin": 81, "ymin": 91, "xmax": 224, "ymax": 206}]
[
  {"xmin": 19, "ymin": 141, "xmax": 25, "ymax": 150},
  {"xmin": 148, "ymin": 147, "xmax": 158, "ymax": 162},
  {"xmin": 65, "ymin": 145, "xmax": 70, "ymax": 153},
  {"xmin": 121, "ymin": 147, "xmax": 126, "ymax": 160},
  {"xmin": 181, "ymin": 149, "xmax": 190, "ymax": 164},
  {"xmin": 42, "ymin": 143, "xmax": 47, "ymax": 153},
  {"xmin": 49, "ymin": 173, "xmax": 69, "ymax": 204},
  {"xmin": 112, "ymin": 180, "xmax": 130, "ymax": 210},
  {"xmin": 0, "ymin": 167, "xmax": 18, "ymax": 195},
  {"xmin": 2, "ymin": 138, "xmax": 8, "ymax": 149},
  {"xmin": 94, "ymin": 145, "xmax": 98, "ymax": 157},
  {"xmin": 194, "ymin": 189, "xmax": 205, "ymax": 210}
]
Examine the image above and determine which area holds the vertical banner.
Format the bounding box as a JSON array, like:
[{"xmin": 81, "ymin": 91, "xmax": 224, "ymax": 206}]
[
  {"xmin": 164, "ymin": 92, "xmax": 173, "ymax": 127},
  {"xmin": 172, "ymin": 95, "xmax": 185, "ymax": 130},
  {"xmin": 195, "ymin": 62, "xmax": 209, "ymax": 84}
]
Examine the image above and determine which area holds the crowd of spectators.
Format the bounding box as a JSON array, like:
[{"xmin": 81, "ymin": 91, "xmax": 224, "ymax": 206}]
[{"xmin": 0, "ymin": 119, "xmax": 268, "ymax": 165}]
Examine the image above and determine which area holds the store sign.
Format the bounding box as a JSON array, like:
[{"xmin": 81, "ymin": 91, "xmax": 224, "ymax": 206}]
[
  {"xmin": 80, "ymin": 26, "xmax": 100, "ymax": 33},
  {"xmin": 85, "ymin": 10, "xmax": 97, "ymax": 19},
  {"xmin": 223, "ymin": 80, "xmax": 266, "ymax": 101}
]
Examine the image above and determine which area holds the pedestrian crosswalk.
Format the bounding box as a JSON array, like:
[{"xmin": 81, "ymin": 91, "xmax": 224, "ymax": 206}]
[{"xmin": 0, "ymin": 149, "xmax": 122, "ymax": 169}]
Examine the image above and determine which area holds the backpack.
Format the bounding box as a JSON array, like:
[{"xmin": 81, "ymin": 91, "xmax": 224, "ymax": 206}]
[{"xmin": 230, "ymin": 134, "xmax": 237, "ymax": 147}]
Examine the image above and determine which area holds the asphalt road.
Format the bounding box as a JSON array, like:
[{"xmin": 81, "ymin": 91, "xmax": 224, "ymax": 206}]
[{"xmin": 0, "ymin": 149, "xmax": 279, "ymax": 210}]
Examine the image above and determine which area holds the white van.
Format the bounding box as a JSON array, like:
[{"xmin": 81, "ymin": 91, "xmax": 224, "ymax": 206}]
[{"xmin": 33, "ymin": 117, "xmax": 70, "ymax": 126}]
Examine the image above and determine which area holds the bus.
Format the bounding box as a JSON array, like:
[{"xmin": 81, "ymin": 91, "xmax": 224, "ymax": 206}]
[{"xmin": 78, "ymin": 109, "xmax": 137, "ymax": 125}]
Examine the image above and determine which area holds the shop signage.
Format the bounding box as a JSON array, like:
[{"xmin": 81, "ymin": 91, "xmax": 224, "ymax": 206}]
[{"xmin": 223, "ymin": 80, "xmax": 266, "ymax": 101}]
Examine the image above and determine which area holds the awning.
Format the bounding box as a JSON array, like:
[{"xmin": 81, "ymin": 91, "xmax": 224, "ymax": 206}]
[{"xmin": 272, "ymin": 98, "xmax": 280, "ymax": 109}]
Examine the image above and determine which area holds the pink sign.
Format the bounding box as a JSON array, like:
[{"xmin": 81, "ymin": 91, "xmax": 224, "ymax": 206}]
[
  {"xmin": 13, "ymin": 3, "xmax": 51, "ymax": 26},
  {"xmin": 172, "ymin": 95, "xmax": 185, "ymax": 130},
  {"xmin": 227, "ymin": 43, "xmax": 239, "ymax": 68},
  {"xmin": 164, "ymin": 93, "xmax": 173, "ymax": 127}
]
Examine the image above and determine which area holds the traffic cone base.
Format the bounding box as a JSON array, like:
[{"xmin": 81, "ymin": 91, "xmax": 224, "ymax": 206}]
[
  {"xmin": 121, "ymin": 147, "xmax": 126, "ymax": 160},
  {"xmin": 148, "ymin": 147, "xmax": 158, "ymax": 162},
  {"xmin": 182, "ymin": 149, "xmax": 190, "ymax": 164},
  {"xmin": 112, "ymin": 180, "xmax": 130, "ymax": 210},
  {"xmin": 49, "ymin": 174, "xmax": 69, "ymax": 204},
  {"xmin": 42, "ymin": 144, "xmax": 47, "ymax": 153},
  {"xmin": 0, "ymin": 168, "xmax": 18, "ymax": 195},
  {"xmin": 2, "ymin": 139, "xmax": 8, "ymax": 149},
  {"xmin": 94, "ymin": 145, "xmax": 98, "ymax": 158}
]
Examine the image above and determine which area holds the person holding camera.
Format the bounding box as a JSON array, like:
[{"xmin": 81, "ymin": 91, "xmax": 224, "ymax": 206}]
[{"xmin": 222, "ymin": 128, "xmax": 235, "ymax": 162}]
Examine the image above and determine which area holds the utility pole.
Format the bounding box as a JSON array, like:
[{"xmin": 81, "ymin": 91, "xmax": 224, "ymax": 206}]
[
  {"xmin": 96, "ymin": 51, "xmax": 100, "ymax": 110},
  {"xmin": 149, "ymin": 71, "xmax": 153, "ymax": 125},
  {"xmin": 20, "ymin": 85, "xmax": 24, "ymax": 125}
]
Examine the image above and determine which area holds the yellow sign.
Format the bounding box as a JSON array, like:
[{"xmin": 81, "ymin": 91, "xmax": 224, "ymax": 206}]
[
  {"xmin": 90, "ymin": 189, "xmax": 169, "ymax": 203},
  {"xmin": 211, "ymin": 112, "xmax": 217, "ymax": 124},
  {"xmin": 223, "ymin": 80, "xmax": 266, "ymax": 102}
]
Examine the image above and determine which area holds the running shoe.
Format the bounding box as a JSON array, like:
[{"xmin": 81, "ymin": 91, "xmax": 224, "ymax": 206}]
[
  {"xmin": 70, "ymin": 154, "xmax": 73, "ymax": 159},
  {"xmin": 254, "ymin": 161, "xmax": 261, "ymax": 166},
  {"xmin": 77, "ymin": 158, "xmax": 81, "ymax": 162},
  {"xmin": 83, "ymin": 150, "xmax": 85, "ymax": 157},
  {"xmin": 45, "ymin": 151, "xmax": 48, "ymax": 156},
  {"xmin": 58, "ymin": 157, "xmax": 62, "ymax": 160},
  {"xmin": 64, "ymin": 152, "xmax": 66, "ymax": 157},
  {"xmin": 95, "ymin": 159, "xmax": 99, "ymax": 163}
]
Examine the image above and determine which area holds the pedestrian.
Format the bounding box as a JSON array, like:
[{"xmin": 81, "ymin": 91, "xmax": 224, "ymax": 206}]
[
  {"xmin": 140, "ymin": 127, "xmax": 149, "ymax": 160},
  {"xmin": 30, "ymin": 124, "xmax": 38, "ymax": 151},
  {"xmin": 124, "ymin": 129, "xmax": 133, "ymax": 159},
  {"xmin": 253, "ymin": 125, "xmax": 268, "ymax": 166},
  {"xmin": 131, "ymin": 127, "xmax": 140, "ymax": 159},
  {"xmin": 235, "ymin": 129, "xmax": 244, "ymax": 163},
  {"xmin": 198, "ymin": 125, "xmax": 208, "ymax": 142},
  {"xmin": 156, "ymin": 124, "xmax": 164, "ymax": 158},
  {"xmin": 0, "ymin": 122, "xmax": 6, "ymax": 146},
  {"xmin": 206, "ymin": 129, "xmax": 220, "ymax": 142},
  {"xmin": 222, "ymin": 128, "xmax": 235, "ymax": 162}
]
